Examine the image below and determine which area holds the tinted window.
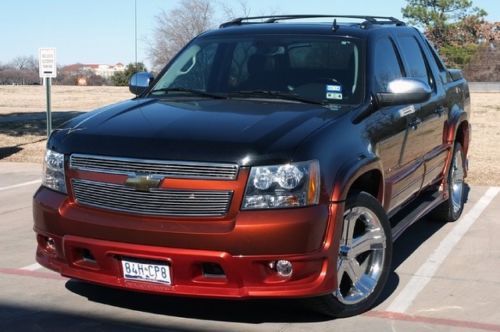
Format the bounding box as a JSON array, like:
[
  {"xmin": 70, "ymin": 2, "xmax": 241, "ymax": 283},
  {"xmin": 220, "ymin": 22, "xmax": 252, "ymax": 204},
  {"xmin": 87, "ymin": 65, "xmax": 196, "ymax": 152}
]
[
  {"xmin": 228, "ymin": 41, "xmax": 257, "ymax": 88},
  {"xmin": 373, "ymin": 38, "xmax": 403, "ymax": 92},
  {"xmin": 167, "ymin": 43, "xmax": 217, "ymax": 90},
  {"xmin": 288, "ymin": 41, "xmax": 355, "ymax": 70},
  {"xmin": 424, "ymin": 38, "xmax": 445, "ymax": 72},
  {"xmin": 151, "ymin": 36, "xmax": 364, "ymax": 105},
  {"xmin": 398, "ymin": 36, "xmax": 430, "ymax": 85}
]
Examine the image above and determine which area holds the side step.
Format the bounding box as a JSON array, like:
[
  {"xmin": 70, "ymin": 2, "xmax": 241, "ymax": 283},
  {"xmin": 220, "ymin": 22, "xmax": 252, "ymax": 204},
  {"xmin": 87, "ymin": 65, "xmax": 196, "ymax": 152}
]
[{"xmin": 390, "ymin": 189, "xmax": 446, "ymax": 241}]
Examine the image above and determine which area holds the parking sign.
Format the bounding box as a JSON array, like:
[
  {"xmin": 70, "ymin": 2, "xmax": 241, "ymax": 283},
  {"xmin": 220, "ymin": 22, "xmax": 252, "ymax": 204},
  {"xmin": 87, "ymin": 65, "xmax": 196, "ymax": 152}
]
[{"xmin": 39, "ymin": 48, "xmax": 57, "ymax": 78}]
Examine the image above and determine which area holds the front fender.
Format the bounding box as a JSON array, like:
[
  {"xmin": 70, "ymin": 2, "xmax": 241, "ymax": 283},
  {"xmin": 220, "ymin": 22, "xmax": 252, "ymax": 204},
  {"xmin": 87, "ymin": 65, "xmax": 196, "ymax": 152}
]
[{"xmin": 330, "ymin": 155, "xmax": 384, "ymax": 203}]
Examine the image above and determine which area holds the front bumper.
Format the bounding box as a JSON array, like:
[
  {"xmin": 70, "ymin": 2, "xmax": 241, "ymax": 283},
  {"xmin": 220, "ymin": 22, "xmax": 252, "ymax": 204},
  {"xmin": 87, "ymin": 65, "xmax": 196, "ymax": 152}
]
[{"xmin": 33, "ymin": 187, "xmax": 343, "ymax": 299}]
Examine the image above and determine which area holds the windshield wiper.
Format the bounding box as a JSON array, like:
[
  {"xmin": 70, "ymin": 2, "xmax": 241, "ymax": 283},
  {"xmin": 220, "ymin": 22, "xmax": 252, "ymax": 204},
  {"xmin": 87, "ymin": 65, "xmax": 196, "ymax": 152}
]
[
  {"xmin": 149, "ymin": 87, "xmax": 227, "ymax": 99},
  {"xmin": 229, "ymin": 90, "xmax": 328, "ymax": 106}
]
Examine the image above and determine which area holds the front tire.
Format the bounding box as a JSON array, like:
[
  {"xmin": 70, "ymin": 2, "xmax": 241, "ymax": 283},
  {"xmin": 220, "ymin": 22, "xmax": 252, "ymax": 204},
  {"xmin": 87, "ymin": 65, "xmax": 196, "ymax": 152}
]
[{"xmin": 308, "ymin": 191, "xmax": 392, "ymax": 318}]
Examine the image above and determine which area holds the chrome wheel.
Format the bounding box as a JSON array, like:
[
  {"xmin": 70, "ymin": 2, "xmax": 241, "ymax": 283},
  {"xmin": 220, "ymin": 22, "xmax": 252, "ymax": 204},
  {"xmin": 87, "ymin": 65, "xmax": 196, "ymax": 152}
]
[
  {"xmin": 335, "ymin": 206, "xmax": 386, "ymax": 305},
  {"xmin": 450, "ymin": 149, "xmax": 465, "ymax": 214}
]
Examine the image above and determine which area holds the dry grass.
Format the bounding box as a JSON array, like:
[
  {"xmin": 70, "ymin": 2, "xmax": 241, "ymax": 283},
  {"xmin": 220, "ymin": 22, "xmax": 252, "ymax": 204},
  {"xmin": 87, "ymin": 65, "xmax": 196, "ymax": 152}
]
[
  {"xmin": 0, "ymin": 86, "xmax": 133, "ymax": 163},
  {"xmin": 467, "ymin": 93, "xmax": 500, "ymax": 185},
  {"xmin": 0, "ymin": 85, "xmax": 133, "ymax": 114},
  {"xmin": 0, "ymin": 117, "xmax": 74, "ymax": 163},
  {"xmin": 0, "ymin": 87, "xmax": 499, "ymax": 185},
  {"xmin": 0, "ymin": 134, "xmax": 46, "ymax": 163}
]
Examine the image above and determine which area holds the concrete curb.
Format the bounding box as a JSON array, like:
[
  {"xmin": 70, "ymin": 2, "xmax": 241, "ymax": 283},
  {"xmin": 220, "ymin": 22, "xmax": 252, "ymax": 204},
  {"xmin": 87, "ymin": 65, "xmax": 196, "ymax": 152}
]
[{"xmin": 469, "ymin": 82, "xmax": 500, "ymax": 93}]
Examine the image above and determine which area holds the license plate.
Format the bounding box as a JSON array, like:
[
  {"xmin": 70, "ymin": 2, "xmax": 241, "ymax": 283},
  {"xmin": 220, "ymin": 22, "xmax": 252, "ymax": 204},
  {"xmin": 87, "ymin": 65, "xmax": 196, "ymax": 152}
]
[{"xmin": 121, "ymin": 259, "xmax": 171, "ymax": 285}]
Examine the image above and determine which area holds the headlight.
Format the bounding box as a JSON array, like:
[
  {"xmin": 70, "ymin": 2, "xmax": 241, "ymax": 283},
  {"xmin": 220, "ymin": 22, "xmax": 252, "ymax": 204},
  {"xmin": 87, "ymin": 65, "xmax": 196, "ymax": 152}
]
[
  {"xmin": 42, "ymin": 149, "xmax": 67, "ymax": 194},
  {"xmin": 242, "ymin": 160, "xmax": 320, "ymax": 210}
]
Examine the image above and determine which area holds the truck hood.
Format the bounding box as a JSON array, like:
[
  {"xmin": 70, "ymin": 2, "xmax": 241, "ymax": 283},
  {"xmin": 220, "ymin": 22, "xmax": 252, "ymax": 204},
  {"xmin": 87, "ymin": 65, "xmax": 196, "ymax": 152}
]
[{"xmin": 50, "ymin": 98, "xmax": 347, "ymax": 165}]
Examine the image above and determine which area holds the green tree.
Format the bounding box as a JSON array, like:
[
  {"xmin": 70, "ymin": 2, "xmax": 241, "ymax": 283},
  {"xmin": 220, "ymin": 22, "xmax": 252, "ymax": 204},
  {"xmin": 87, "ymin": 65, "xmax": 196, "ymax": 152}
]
[
  {"xmin": 402, "ymin": 0, "xmax": 491, "ymax": 68},
  {"xmin": 110, "ymin": 62, "xmax": 147, "ymax": 86},
  {"xmin": 402, "ymin": 0, "xmax": 487, "ymax": 46}
]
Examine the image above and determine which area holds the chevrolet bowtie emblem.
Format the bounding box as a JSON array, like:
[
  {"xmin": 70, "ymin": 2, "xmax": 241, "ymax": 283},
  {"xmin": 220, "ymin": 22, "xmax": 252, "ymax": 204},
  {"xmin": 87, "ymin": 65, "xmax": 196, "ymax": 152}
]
[{"xmin": 124, "ymin": 174, "xmax": 163, "ymax": 192}]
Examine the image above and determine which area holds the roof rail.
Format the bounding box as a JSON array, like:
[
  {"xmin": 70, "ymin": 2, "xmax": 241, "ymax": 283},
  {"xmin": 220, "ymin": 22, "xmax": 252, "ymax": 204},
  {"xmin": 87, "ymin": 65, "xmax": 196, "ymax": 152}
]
[{"xmin": 219, "ymin": 15, "xmax": 406, "ymax": 28}]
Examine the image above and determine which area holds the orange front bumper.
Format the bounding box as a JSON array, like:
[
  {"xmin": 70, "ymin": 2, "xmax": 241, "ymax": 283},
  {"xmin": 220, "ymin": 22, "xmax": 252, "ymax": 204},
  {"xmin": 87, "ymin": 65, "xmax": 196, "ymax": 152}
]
[{"xmin": 33, "ymin": 187, "xmax": 343, "ymax": 299}]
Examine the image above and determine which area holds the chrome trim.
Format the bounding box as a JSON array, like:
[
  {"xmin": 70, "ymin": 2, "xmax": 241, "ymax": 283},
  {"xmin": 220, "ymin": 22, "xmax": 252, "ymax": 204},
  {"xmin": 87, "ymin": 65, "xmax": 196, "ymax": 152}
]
[
  {"xmin": 450, "ymin": 148, "xmax": 465, "ymax": 214},
  {"xmin": 72, "ymin": 179, "xmax": 233, "ymax": 217},
  {"xmin": 69, "ymin": 154, "xmax": 239, "ymax": 180},
  {"xmin": 335, "ymin": 206, "xmax": 387, "ymax": 305}
]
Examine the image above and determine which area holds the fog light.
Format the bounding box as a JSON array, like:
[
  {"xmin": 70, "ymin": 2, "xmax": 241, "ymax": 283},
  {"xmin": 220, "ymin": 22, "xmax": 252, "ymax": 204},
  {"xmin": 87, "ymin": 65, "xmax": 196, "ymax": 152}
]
[
  {"xmin": 275, "ymin": 260, "xmax": 293, "ymax": 278},
  {"xmin": 47, "ymin": 237, "xmax": 56, "ymax": 251},
  {"xmin": 37, "ymin": 235, "xmax": 56, "ymax": 255}
]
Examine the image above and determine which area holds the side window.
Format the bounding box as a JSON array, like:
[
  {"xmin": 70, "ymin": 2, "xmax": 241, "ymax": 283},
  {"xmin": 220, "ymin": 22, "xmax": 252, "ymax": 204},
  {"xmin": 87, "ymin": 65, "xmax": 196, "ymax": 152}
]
[
  {"xmin": 398, "ymin": 36, "xmax": 434, "ymax": 88},
  {"xmin": 424, "ymin": 38, "xmax": 445, "ymax": 72},
  {"xmin": 373, "ymin": 38, "xmax": 403, "ymax": 92},
  {"xmin": 423, "ymin": 37, "xmax": 451, "ymax": 83}
]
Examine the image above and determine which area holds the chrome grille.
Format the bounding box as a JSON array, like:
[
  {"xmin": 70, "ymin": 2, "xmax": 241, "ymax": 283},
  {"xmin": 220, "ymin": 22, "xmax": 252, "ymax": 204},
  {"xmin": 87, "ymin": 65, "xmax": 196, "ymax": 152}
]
[
  {"xmin": 70, "ymin": 154, "xmax": 239, "ymax": 180},
  {"xmin": 72, "ymin": 179, "xmax": 233, "ymax": 217}
]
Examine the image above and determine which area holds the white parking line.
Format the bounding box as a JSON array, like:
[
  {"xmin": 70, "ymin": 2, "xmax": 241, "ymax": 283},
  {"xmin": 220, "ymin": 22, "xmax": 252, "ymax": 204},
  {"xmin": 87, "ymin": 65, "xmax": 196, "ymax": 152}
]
[
  {"xmin": 387, "ymin": 186, "xmax": 500, "ymax": 313},
  {"xmin": 20, "ymin": 263, "xmax": 43, "ymax": 271},
  {"xmin": 0, "ymin": 179, "xmax": 41, "ymax": 192}
]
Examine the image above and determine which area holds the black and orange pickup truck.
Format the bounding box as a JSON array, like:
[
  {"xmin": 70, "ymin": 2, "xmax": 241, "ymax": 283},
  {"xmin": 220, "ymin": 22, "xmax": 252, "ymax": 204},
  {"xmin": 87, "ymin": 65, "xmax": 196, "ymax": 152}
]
[{"xmin": 34, "ymin": 15, "xmax": 470, "ymax": 317}]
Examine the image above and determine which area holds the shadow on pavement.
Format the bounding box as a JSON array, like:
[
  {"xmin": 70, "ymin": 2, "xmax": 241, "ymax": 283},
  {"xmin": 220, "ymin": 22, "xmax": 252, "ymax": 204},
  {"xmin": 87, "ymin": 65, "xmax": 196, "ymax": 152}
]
[
  {"xmin": 0, "ymin": 146, "xmax": 23, "ymax": 160},
  {"xmin": 65, "ymin": 280, "xmax": 328, "ymax": 324},
  {"xmin": 64, "ymin": 185, "xmax": 471, "ymax": 323},
  {"xmin": 0, "ymin": 111, "xmax": 85, "ymax": 137},
  {"xmin": 377, "ymin": 183, "xmax": 471, "ymax": 304},
  {"xmin": 0, "ymin": 303, "xmax": 203, "ymax": 332}
]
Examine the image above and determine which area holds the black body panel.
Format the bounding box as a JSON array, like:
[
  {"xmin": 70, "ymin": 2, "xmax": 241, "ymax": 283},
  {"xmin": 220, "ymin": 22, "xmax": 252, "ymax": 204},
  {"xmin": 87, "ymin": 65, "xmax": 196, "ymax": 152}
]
[
  {"xmin": 47, "ymin": 20, "xmax": 470, "ymax": 211},
  {"xmin": 50, "ymin": 99, "xmax": 347, "ymax": 166}
]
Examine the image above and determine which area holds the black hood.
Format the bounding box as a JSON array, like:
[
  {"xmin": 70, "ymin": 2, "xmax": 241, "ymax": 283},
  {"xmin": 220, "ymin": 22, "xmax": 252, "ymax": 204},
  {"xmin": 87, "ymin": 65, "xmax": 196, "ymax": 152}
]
[{"xmin": 50, "ymin": 98, "xmax": 347, "ymax": 165}]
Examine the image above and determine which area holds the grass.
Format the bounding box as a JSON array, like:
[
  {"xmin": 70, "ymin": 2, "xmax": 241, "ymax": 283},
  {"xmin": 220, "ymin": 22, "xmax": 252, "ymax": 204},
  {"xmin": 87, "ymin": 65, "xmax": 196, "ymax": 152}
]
[
  {"xmin": 0, "ymin": 85, "xmax": 132, "ymax": 163},
  {"xmin": 0, "ymin": 113, "xmax": 82, "ymax": 162}
]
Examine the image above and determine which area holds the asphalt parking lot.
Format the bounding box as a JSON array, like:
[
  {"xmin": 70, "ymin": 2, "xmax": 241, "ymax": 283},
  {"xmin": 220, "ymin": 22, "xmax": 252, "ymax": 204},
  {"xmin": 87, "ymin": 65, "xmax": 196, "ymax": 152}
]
[{"xmin": 1, "ymin": 161, "xmax": 500, "ymax": 332}]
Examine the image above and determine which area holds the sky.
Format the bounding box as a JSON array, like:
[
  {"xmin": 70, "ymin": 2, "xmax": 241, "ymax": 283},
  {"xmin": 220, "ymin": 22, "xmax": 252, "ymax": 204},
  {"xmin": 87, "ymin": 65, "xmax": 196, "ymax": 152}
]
[{"xmin": 0, "ymin": 0, "xmax": 499, "ymax": 68}]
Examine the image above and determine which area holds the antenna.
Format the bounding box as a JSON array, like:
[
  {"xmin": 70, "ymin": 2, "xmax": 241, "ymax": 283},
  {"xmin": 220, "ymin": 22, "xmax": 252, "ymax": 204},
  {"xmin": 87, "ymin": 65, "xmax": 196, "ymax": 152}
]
[{"xmin": 332, "ymin": 18, "xmax": 339, "ymax": 31}]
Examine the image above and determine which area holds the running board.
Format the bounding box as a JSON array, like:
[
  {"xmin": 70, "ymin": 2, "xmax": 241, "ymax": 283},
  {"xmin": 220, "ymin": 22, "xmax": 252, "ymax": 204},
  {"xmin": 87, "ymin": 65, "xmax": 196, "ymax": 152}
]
[{"xmin": 390, "ymin": 190, "xmax": 446, "ymax": 241}]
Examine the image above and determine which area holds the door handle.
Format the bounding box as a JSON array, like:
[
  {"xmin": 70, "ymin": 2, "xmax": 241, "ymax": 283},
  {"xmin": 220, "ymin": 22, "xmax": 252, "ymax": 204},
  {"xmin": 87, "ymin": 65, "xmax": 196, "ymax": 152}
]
[{"xmin": 409, "ymin": 118, "xmax": 422, "ymax": 130}]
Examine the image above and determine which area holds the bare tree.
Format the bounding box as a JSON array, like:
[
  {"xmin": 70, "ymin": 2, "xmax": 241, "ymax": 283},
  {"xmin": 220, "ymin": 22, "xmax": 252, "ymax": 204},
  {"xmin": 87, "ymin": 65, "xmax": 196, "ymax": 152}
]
[
  {"xmin": 148, "ymin": 0, "xmax": 215, "ymax": 72},
  {"xmin": 11, "ymin": 55, "xmax": 38, "ymax": 72},
  {"xmin": 148, "ymin": 0, "xmax": 281, "ymax": 72},
  {"xmin": 219, "ymin": 0, "xmax": 252, "ymax": 21},
  {"xmin": 0, "ymin": 55, "xmax": 39, "ymax": 85},
  {"xmin": 218, "ymin": 0, "xmax": 280, "ymax": 23}
]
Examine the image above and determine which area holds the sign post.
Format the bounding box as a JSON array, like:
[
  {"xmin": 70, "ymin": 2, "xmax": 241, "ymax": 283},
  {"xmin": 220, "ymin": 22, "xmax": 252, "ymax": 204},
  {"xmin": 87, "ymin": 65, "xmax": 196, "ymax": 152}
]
[{"xmin": 39, "ymin": 48, "xmax": 57, "ymax": 137}]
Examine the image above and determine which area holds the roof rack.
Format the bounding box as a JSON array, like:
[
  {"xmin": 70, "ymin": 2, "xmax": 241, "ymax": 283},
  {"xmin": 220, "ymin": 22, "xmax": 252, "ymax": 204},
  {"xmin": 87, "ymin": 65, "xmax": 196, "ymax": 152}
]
[{"xmin": 219, "ymin": 15, "xmax": 406, "ymax": 29}]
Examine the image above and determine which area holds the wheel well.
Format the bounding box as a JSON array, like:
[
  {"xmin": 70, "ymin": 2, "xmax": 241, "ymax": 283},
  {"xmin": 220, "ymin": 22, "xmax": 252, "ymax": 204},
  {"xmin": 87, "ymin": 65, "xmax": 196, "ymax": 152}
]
[
  {"xmin": 347, "ymin": 170, "xmax": 383, "ymax": 203},
  {"xmin": 455, "ymin": 121, "xmax": 470, "ymax": 156}
]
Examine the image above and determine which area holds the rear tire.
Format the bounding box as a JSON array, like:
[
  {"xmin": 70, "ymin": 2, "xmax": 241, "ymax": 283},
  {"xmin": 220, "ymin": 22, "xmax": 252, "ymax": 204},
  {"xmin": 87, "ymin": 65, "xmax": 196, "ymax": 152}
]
[
  {"xmin": 431, "ymin": 142, "xmax": 466, "ymax": 222},
  {"xmin": 307, "ymin": 191, "xmax": 392, "ymax": 318}
]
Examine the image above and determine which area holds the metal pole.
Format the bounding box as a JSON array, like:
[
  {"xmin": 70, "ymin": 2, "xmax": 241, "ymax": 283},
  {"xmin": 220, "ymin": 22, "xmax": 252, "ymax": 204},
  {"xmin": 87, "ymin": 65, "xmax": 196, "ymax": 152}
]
[
  {"xmin": 135, "ymin": 0, "xmax": 138, "ymax": 67},
  {"xmin": 46, "ymin": 77, "xmax": 52, "ymax": 137}
]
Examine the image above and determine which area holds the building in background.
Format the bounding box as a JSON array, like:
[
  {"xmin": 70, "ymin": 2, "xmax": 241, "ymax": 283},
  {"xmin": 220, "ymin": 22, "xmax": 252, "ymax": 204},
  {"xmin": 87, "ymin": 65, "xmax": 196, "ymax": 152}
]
[
  {"xmin": 60, "ymin": 62, "xmax": 125, "ymax": 85},
  {"xmin": 83, "ymin": 63, "xmax": 125, "ymax": 78}
]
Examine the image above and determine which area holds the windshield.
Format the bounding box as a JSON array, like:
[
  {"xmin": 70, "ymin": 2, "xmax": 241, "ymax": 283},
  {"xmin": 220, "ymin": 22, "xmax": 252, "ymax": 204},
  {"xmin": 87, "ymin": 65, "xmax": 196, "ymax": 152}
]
[{"xmin": 150, "ymin": 35, "xmax": 364, "ymax": 105}]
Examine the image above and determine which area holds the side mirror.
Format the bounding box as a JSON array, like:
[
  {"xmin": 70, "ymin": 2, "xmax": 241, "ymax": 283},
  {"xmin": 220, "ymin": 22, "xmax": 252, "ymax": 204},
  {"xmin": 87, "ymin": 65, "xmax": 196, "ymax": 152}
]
[
  {"xmin": 129, "ymin": 72, "xmax": 154, "ymax": 95},
  {"xmin": 376, "ymin": 78, "xmax": 431, "ymax": 107}
]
